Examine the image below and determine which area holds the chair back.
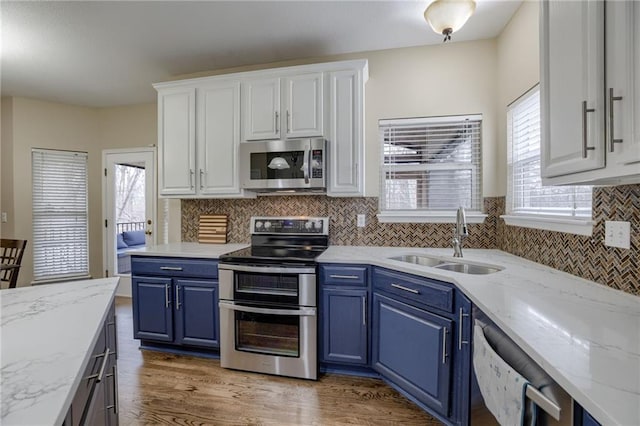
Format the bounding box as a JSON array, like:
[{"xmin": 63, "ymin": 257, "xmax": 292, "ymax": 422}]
[{"xmin": 1, "ymin": 239, "xmax": 27, "ymax": 289}]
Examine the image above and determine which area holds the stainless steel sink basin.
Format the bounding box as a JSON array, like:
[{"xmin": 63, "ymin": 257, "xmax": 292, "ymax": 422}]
[
  {"xmin": 434, "ymin": 262, "xmax": 502, "ymax": 275},
  {"xmin": 388, "ymin": 254, "xmax": 445, "ymax": 267},
  {"xmin": 389, "ymin": 254, "xmax": 502, "ymax": 275}
]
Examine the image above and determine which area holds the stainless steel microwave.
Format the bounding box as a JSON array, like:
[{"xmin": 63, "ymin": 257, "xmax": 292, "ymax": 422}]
[{"xmin": 240, "ymin": 138, "xmax": 326, "ymax": 193}]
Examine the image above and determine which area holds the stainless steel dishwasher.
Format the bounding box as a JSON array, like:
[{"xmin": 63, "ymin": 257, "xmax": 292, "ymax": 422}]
[{"xmin": 470, "ymin": 306, "xmax": 574, "ymax": 425}]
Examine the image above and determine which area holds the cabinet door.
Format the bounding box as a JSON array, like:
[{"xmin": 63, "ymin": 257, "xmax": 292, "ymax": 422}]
[
  {"xmin": 284, "ymin": 73, "xmax": 324, "ymax": 138},
  {"xmin": 372, "ymin": 293, "xmax": 452, "ymax": 417},
  {"xmin": 607, "ymin": 1, "xmax": 640, "ymax": 167},
  {"xmin": 158, "ymin": 87, "xmax": 196, "ymax": 195},
  {"xmin": 540, "ymin": 0, "xmax": 605, "ymax": 179},
  {"xmin": 327, "ymin": 69, "xmax": 364, "ymax": 196},
  {"xmin": 243, "ymin": 77, "xmax": 280, "ymax": 141},
  {"xmin": 197, "ymin": 81, "xmax": 242, "ymax": 195},
  {"xmin": 104, "ymin": 356, "xmax": 118, "ymax": 426},
  {"xmin": 132, "ymin": 276, "xmax": 174, "ymax": 342},
  {"xmin": 81, "ymin": 376, "xmax": 107, "ymax": 426},
  {"xmin": 321, "ymin": 288, "xmax": 367, "ymax": 365},
  {"xmin": 174, "ymin": 279, "xmax": 220, "ymax": 348}
]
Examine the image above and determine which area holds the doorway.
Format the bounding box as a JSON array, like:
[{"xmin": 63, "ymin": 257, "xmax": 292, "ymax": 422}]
[{"xmin": 103, "ymin": 148, "xmax": 156, "ymax": 297}]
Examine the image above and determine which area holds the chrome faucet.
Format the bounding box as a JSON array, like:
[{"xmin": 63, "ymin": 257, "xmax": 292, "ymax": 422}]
[{"xmin": 452, "ymin": 206, "xmax": 468, "ymax": 258}]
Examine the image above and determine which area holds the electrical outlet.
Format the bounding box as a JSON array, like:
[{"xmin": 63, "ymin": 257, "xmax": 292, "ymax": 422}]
[
  {"xmin": 1, "ymin": 212, "xmax": 6, "ymax": 223},
  {"xmin": 604, "ymin": 221, "xmax": 630, "ymax": 249},
  {"xmin": 356, "ymin": 214, "xmax": 366, "ymax": 228}
]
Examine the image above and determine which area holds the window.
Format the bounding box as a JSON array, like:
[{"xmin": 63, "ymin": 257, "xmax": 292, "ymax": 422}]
[
  {"xmin": 505, "ymin": 86, "xmax": 592, "ymax": 235},
  {"xmin": 378, "ymin": 115, "xmax": 484, "ymax": 223},
  {"xmin": 32, "ymin": 149, "xmax": 89, "ymax": 281}
]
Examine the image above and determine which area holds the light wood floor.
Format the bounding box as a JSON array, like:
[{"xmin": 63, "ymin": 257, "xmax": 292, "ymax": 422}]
[{"xmin": 115, "ymin": 297, "xmax": 442, "ymax": 425}]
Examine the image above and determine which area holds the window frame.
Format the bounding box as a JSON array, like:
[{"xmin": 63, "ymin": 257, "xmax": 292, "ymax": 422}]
[
  {"xmin": 502, "ymin": 85, "xmax": 593, "ymax": 236},
  {"xmin": 377, "ymin": 114, "xmax": 486, "ymax": 224},
  {"xmin": 31, "ymin": 148, "xmax": 91, "ymax": 283}
]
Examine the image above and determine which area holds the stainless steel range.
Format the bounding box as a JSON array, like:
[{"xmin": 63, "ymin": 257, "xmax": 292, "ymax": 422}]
[{"xmin": 218, "ymin": 216, "xmax": 329, "ymax": 380}]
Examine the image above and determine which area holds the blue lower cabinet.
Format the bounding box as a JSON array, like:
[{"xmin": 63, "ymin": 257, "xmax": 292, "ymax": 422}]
[
  {"xmin": 131, "ymin": 256, "xmax": 219, "ymax": 350},
  {"xmin": 132, "ymin": 276, "xmax": 174, "ymax": 342},
  {"xmin": 174, "ymin": 279, "xmax": 219, "ymax": 348},
  {"xmin": 321, "ymin": 288, "xmax": 368, "ymax": 365},
  {"xmin": 372, "ymin": 292, "xmax": 453, "ymax": 417}
]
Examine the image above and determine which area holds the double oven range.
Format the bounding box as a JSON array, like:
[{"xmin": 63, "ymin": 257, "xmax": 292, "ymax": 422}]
[{"xmin": 218, "ymin": 216, "xmax": 329, "ymax": 380}]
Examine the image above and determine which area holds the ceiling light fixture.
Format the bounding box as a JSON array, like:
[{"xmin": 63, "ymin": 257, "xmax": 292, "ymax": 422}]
[{"xmin": 424, "ymin": 0, "xmax": 477, "ymax": 42}]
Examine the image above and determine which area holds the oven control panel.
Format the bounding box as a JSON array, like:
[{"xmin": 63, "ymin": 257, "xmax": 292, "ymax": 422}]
[{"xmin": 251, "ymin": 217, "xmax": 329, "ymax": 235}]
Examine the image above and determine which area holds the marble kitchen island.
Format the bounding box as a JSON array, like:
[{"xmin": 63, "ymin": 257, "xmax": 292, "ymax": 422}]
[{"xmin": 1, "ymin": 277, "xmax": 119, "ymax": 425}]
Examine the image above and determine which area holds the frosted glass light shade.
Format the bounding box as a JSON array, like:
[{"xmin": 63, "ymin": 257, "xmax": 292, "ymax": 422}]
[{"xmin": 424, "ymin": 0, "xmax": 476, "ymax": 38}]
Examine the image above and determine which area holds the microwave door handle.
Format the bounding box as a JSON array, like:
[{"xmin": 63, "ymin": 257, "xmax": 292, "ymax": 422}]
[{"xmin": 303, "ymin": 148, "xmax": 310, "ymax": 184}]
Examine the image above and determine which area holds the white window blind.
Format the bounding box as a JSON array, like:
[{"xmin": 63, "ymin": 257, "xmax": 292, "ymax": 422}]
[
  {"xmin": 379, "ymin": 115, "xmax": 482, "ymax": 214},
  {"xmin": 507, "ymin": 86, "xmax": 592, "ymax": 217},
  {"xmin": 32, "ymin": 149, "xmax": 89, "ymax": 281}
]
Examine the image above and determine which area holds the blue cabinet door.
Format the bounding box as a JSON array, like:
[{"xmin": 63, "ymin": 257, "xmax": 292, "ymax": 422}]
[
  {"xmin": 321, "ymin": 288, "xmax": 367, "ymax": 365},
  {"xmin": 174, "ymin": 279, "xmax": 219, "ymax": 348},
  {"xmin": 372, "ymin": 293, "xmax": 453, "ymax": 417},
  {"xmin": 132, "ymin": 276, "xmax": 173, "ymax": 342}
]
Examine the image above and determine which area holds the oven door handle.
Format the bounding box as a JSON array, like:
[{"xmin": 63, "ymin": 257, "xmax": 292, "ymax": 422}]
[
  {"xmin": 219, "ymin": 301, "xmax": 316, "ymax": 317},
  {"xmin": 218, "ymin": 263, "xmax": 316, "ymax": 274}
]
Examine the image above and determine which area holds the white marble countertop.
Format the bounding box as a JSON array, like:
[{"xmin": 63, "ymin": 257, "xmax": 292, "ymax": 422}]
[
  {"xmin": 318, "ymin": 246, "xmax": 640, "ymax": 426},
  {"xmin": 1, "ymin": 277, "xmax": 119, "ymax": 426},
  {"xmin": 129, "ymin": 242, "xmax": 248, "ymax": 258}
]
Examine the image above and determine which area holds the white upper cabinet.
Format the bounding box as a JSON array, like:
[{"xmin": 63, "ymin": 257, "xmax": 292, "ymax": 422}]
[
  {"xmin": 607, "ymin": 1, "xmax": 640, "ymax": 167},
  {"xmin": 154, "ymin": 59, "xmax": 368, "ymax": 198},
  {"xmin": 541, "ymin": 0, "xmax": 640, "ymax": 185},
  {"xmin": 242, "ymin": 77, "xmax": 281, "ymax": 141},
  {"xmin": 197, "ymin": 80, "xmax": 242, "ymax": 195},
  {"xmin": 157, "ymin": 87, "xmax": 196, "ymax": 196},
  {"xmin": 242, "ymin": 72, "xmax": 324, "ymax": 141},
  {"xmin": 284, "ymin": 73, "xmax": 324, "ymax": 138},
  {"xmin": 327, "ymin": 69, "xmax": 364, "ymax": 196},
  {"xmin": 540, "ymin": 0, "xmax": 605, "ymax": 179}
]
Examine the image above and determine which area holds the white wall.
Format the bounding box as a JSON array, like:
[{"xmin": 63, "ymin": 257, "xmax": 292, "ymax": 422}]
[{"xmin": 496, "ymin": 1, "xmax": 540, "ymax": 196}]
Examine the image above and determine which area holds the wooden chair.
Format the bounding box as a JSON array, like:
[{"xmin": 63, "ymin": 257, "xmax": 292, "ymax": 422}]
[{"xmin": 1, "ymin": 239, "xmax": 27, "ymax": 289}]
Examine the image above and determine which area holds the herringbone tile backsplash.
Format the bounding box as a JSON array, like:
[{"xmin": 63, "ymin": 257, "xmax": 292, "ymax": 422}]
[{"xmin": 182, "ymin": 184, "xmax": 639, "ymax": 296}]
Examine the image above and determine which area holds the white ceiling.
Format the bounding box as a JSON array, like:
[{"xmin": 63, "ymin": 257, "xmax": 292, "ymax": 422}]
[{"xmin": 1, "ymin": 1, "xmax": 522, "ymax": 108}]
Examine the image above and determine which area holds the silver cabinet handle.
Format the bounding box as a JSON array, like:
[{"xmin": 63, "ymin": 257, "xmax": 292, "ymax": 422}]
[
  {"xmin": 391, "ymin": 283, "xmax": 420, "ymax": 294},
  {"xmin": 199, "ymin": 169, "xmax": 205, "ymax": 189},
  {"xmin": 609, "ymin": 88, "xmax": 623, "ymax": 152},
  {"xmin": 362, "ymin": 296, "xmax": 366, "ymax": 326},
  {"xmin": 275, "ymin": 111, "xmax": 279, "ymax": 133},
  {"xmin": 160, "ymin": 266, "xmax": 183, "ymax": 271},
  {"xmin": 582, "ymin": 100, "xmax": 596, "ymax": 158},
  {"xmin": 442, "ymin": 328, "xmax": 448, "ymax": 364},
  {"xmin": 329, "ymin": 274, "xmax": 359, "ymax": 280},
  {"xmin": 165, "ymin": 284, "xmax": 170, "ymax": 308},
  {"xmin": 286, "ymin": 110, "xmax": 291, "ymax": 133},
  {"xmin": 87, "ymin": 348, "xmax": 110, "ymax": 382},
  {"xmin": 458, "ymin": 308, "xmax": 469, "ymax": 350},
  {"xmin": 175, "ymin": 285, "xmax": 181, "ymax": 310},
  {"xmin": 189, "ymin": 169, "xmax": 195, "ymax": 189},
  {"xmin": 107, "ymin": 319, "xmax": 118, "ymax": 358},
  {"xmin": 106, "ymin": 364, "xmax": 118, "ymax": 414}
]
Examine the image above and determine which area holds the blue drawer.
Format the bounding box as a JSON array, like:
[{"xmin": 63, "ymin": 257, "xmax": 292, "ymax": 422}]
[
  {"xmin": 131, "ymin": 256, "xmax": 218, "ymax": 279},
  {"xmin": 320, "ymin": 265, "xmax": 368, "ymax": 287},
  {"xmin": 373, "ymin": 267, "xmax": 453, "ymax": 313}
]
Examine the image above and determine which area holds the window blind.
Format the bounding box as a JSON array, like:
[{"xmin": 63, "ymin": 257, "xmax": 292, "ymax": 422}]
[
  {"xmin": 507, "ymin": 86, "xmax": 592, "ymax": 217},
  {"xmin": 32, "ymin": 149, "xmax": 89, "ymax": 281},
  {"xmin": 379, "ymin": 115, "xmax": 482, "ymax": 213}
]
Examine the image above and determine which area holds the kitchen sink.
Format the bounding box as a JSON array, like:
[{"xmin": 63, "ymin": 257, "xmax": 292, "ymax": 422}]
[
  {"xmin": 388, "ymin": 254, "xmax": 445, "ymax": 267},
  {"xmin": 389, "ymin": 254, "xmax": 502, "ymax": 275},
  {"xmin": 434, "ymin": 262, "xmax": 502, "ymax": 275}
]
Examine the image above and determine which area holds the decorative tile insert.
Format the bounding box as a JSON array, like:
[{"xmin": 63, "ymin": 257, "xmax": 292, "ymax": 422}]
[{"xmin": 181, "ymin": 185, "xmax": 639, "ymax": 296}]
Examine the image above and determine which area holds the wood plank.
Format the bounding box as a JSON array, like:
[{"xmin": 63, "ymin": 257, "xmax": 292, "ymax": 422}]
[
  {"xmin": 114, "ymin": 297, "xmax": 442, "ymax": 425},
  {"xmin": 198, "ymin": 215, "xmax": 227, "ymax": 244}
]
